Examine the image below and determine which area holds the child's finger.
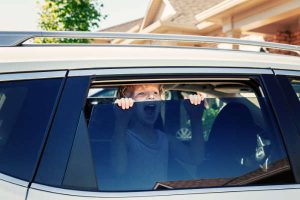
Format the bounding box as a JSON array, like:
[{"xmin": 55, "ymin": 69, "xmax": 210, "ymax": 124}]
[
  {"xmin": 115, "ymin": 99, "xmax": 121, "ymax": 107},
  {"xmin": 129, "ymin": 98, "xmax": 134, "ymax": 107},
  {"xmin": 123, "ymin": 98, "xmax": 127, "ymax": 109},
  {"xmin": 197, "ymin": 92, "xmax": 207, "ymax": 101},
  {"xmin": 125, "ymin": 98, "xmax": 130, "ymax": 109},
  {"xmin": 115, "ymin": 98, "xmax": 134, "ymax": 110},
  {"xmin": 188, "ymin": 94, "xmax": 194, "ymax": 105},
  {"xmin": 190, "ymin": 94, "xmax": 199, "ymax": 105},
  {"xmin": 120, "ymin": 99, "xmax": 124, "ymax": 109},
  {"xmin": 197, "ymin": 95, "xmax": 201, "ymax": 105}
]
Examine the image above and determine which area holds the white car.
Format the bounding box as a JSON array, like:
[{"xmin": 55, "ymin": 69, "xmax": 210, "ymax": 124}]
[{"xmin": 0, "ymin": 31, "xmax": 300, "ymax": 200}]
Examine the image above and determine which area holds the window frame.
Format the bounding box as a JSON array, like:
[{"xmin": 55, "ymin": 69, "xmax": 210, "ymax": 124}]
[
  {"xmin": 268, "ymin": 69, "xmax": 300, "ymax": 182},
  {"xmin": 33, "ymin": 67, "xmax": 300, "ymax": 196},
  {"xmin": 263, "ymin": 70, "xmax": 300, "ymax": 183}
]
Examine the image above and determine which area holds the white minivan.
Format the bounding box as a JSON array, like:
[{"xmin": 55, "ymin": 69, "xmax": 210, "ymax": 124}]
[{"xmin": 0, "ymin": 31, "xmax": 300, "ymax": 200}]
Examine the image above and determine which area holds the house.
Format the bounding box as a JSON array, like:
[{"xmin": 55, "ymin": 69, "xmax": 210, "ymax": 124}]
[{"xmin": 97, "ymin": 0, "xmax": 300, "ymax": 52}]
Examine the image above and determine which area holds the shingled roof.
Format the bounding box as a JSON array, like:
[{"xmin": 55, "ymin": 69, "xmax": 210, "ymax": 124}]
[
  {"xmin": 167, "ymin": 0, "xmax": 225, "ymax": 26},
  {"xmin": 99, "ymin": 0, "xmax": 226, "ymax": 33}
]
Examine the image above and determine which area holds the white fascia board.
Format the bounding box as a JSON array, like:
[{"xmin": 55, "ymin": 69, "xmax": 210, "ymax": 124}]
[{"xmin": 195, "ymin": 0, "xmax": 249, "ymax": 22}]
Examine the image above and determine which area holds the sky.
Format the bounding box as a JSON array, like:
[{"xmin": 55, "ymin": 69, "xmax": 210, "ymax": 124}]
[{"xmin": 0, "ymin": 0, "xmax": 150, "ymax": 31}]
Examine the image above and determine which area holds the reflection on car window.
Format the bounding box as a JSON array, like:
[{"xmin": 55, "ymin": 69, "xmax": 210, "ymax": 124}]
[{"xmin": 82, "ymin": 84, "xmax": 292, "ymax": 191}]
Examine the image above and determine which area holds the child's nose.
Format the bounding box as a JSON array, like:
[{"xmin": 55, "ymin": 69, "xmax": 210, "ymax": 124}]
[{"xmin": 148, "ymin": 93, "xmax": 154, "ymax": 99}]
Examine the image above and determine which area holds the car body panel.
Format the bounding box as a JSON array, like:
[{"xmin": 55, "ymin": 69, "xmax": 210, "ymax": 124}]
[
  {"xmin": 0, "ymin": 46, "xmax": 300, "ymax": 73},
  {"xmin": 27, "ymin": 184, "xmax": 300, "ymax": 200},
  {"xmin": 0, "ymin": 174, "xmax": 28, "ymax": 200}
]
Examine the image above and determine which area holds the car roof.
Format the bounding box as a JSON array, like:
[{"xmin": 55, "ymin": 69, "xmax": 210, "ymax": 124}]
[
  {"xmin": 0, "ymin": 31, "xmax": 300, "ymax": 74},
  {"xmin": 1, "ymin": 45, "xmax": 300, "ymax": 73}
]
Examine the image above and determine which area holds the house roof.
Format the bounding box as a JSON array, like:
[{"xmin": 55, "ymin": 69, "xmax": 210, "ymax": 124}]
[
  {"xmin": 167, "ymin": 0, "xmax": 226, "ymax": 26},
  {"xmin": 99, "ymin": 18, "xmax": 143, "ymax": 32},
  {"xmin": 98, "ymin": 0, "xmax": 227, "ymax": 34}
]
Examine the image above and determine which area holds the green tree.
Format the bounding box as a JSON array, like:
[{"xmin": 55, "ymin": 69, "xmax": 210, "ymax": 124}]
[
  {"xmin": 37, "ymin": 0, "xmax": 107, "ymax": 43},
  {"xmin": 202, "ymin": 106, "xmax": 220, "ymax": 141}
]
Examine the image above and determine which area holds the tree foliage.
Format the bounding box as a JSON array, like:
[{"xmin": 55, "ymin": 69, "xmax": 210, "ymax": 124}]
[
  {"xmin": 202, "ymin": 106, "xmax": 220, "ymax": 141},
  {"xmin": 37, "ymin": 0, "xmax": 107, "ymax": 43}
]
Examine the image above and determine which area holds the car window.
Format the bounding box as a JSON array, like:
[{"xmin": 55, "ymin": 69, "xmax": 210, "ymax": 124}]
[
  {"xmin": 0, "ymin": 78, "xmax": 63, "ymax": 181},
  {"xmin": 88, "ymin": 88, "xmax": 117, "ymax": 98},
  {"xmin": 37, "ymin": 79, "xmax": 293, "ymax": 191},
  {"xmin": 88, "ymin": 100, "xmax": 290, "ymax": 191},
  {"xmin": 289, "ymin": 79, "xmax": 300, "ymax": 101}
]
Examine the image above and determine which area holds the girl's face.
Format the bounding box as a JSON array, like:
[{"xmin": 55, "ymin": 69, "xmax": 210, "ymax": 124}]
[
  {"xmin": 131, "ymin": 84, "xmax": 162, "ymax": 126},
  {"xmin": 132, "ymin": 84, "xmax": 161, "ymax": 102}
]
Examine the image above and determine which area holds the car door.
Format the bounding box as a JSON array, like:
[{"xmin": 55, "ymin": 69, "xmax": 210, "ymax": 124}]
[
  {"xmin": 0, "ymin": 71, "xmax": 66, "ymax": 200},
  {"xmin": 0, "ymin": 175, "xmax": 28, "ymax": 200},
  {"xmin": 27, "ymin": 67, "xmax": 300, "ymax": 200}
]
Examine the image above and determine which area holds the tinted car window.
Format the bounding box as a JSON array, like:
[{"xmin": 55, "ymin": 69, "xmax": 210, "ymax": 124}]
[
  {"xmin": 87, "ymin": 98, "xmax": 290, "ymax": 191},
  {"xmin": 289, "ymin": 79, "xmax": 300, "ymax": 101},
  {"xmin": 43, "ymin": 80, "xmax": 291, "ymax": 192},
  {"xmin": 0, "ymin": 78, "xmax": 62, "ymax": 180},
  {"xmin": 89, "ymin": 88, "xmax": 117, "ymax": 98},
  {"xmin": 34, "ymin": 77, "xmax": 95, "ymax": 190}
]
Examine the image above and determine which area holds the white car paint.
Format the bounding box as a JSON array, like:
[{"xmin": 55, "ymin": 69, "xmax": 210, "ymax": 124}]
[
  {"xmin": 0, "ymin": 46, "xmax": 300, "ymax": 73},
  {"xmin": 27, "ymin": 184, "xmax": 300, "ymax": 200},
  {"xmin": 0, "ymin": 178, "xmax": 27, "ymax": 200}
]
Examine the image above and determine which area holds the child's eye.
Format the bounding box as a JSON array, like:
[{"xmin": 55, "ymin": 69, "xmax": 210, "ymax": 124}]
[{"xmin": 138, "ymin": 92, "xmax": 145, "ymax": 96}]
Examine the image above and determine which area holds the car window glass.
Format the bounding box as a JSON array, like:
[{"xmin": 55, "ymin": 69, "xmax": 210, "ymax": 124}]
[
  {"xmin": 88, "ymin": 88, "xmax": 117, "ymax": 98},
  {"xmin": 46, "ymin": 81, "xmax": 293, "ymax": 191},
  {"xmin": 0, "ymin": 78, "xmax": 62, "ymax": 181},
  {"xmin": 88, "ymin": 100, "xmax": 290, "ymax": 191},
  {"xmin": 289, "ymin": 79, "xmax": 300, "ymax": 101}
]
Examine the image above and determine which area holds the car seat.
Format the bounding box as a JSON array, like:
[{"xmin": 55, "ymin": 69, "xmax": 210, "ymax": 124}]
[{"xmin": 201, "ymin": 102, "xmax": 260, "ymax": 178}]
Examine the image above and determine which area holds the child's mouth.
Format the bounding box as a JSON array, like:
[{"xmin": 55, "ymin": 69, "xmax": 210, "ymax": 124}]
[{"xmin": 144, "ymin": 104, "xmax": 156, "ymax": 115}]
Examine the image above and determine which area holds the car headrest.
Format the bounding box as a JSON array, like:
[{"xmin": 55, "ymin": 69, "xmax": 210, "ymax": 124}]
[{"xmin": 207, "ymin": 102, "xmax": 258, "ymax": 159}]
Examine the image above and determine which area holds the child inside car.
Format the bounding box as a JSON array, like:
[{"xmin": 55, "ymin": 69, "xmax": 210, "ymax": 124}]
[{"xmin": 111, "ymin": 84, "xmax": 206, "ymax": 190}]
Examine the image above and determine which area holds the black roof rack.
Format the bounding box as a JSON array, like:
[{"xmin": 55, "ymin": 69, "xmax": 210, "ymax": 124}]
[{"xmin": 0, "ymin": 31, "xmax": 299, "ymax": 54}]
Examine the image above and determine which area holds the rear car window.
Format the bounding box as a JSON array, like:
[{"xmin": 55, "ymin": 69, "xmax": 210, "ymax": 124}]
[
  {"xmin": 36, "ymin": 78, "xmax": 294, "ymax": 191},
  {"xmin": 0, "ymin": 78, "xmax": 62, "ymax": 181}
]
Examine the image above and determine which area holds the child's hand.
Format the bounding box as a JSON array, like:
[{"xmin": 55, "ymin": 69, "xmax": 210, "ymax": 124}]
[
  {"xmin": 186, "ymin": 92, "xmax": 206, "ymax": 105},
  {"xmin": 115, "ymin": 98, "xmax": 134, "ymax": 110},
  {"xmin": 184, "ymin": 93, "xmax": 207, "ymax": 120},
  {"xmin": 114, "ymin": 98, "xmax": 134, "ymax": 127}
]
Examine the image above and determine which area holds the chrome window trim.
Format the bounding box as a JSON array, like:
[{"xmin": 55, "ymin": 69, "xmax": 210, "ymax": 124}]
[
  {"xmin": 69, "ymin": 67, "xmax": 272, "ymax": 77},
  {"xmin": 0, "ymin": 173, "xmax": 28, "ymax": 187},
  {"xmin": 30, "ymin": 183, "xmax": 300, "ymax": 198},
  {"xmin": 274, "ymin": 69, "xmax": 300, "ymax": 76},
  {"xmin": 0, "ymin": 71, "xmax": 67, "ymax": 82}
]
